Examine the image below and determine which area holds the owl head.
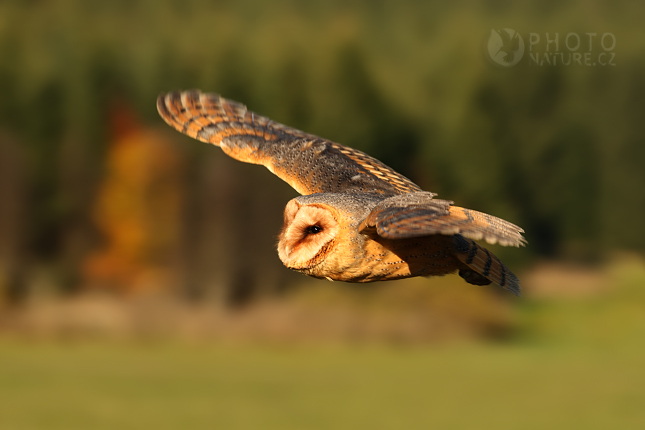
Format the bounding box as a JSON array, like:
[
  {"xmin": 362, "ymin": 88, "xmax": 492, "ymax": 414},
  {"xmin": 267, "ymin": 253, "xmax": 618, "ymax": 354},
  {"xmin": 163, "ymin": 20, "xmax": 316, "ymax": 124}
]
[{"xmin": 277, "ymin": 199, "xmax": 340, "ymax": 271}]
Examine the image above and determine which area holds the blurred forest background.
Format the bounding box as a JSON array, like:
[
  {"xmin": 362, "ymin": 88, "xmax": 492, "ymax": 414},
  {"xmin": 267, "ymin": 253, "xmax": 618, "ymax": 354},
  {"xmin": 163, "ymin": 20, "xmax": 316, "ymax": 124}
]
[{"xmin": 0, "ymin": 0, "xmax": 644, "ymax": 428}]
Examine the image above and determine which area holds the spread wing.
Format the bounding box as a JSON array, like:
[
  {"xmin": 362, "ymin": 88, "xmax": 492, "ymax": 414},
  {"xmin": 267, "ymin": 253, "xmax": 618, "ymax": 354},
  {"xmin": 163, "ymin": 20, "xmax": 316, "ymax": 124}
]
[
  {"xmin": 359, "ymin": 192, "xmax": 526, "ymax": 247},
  {"xmin": 157, "ymin": 90, "xmax": 421, "ymax": 196}
]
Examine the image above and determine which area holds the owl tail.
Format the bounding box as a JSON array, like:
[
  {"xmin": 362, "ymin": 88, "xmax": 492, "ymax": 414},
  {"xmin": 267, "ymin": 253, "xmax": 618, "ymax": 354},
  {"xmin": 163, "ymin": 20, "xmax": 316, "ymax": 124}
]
[{"xmin": 453, "ymin": 235, "xmax": 521, "ymax": 296}]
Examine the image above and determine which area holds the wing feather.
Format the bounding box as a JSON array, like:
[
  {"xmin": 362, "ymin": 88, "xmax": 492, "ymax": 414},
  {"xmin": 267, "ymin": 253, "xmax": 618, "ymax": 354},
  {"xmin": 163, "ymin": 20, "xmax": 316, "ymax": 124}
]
[
  {"xmin": 359, "ymin": 192, "xmax": 526, "ymax": 247},
  {"xmin": 157, "ymin": 90, "xmax": 421, "ymax": 196}
]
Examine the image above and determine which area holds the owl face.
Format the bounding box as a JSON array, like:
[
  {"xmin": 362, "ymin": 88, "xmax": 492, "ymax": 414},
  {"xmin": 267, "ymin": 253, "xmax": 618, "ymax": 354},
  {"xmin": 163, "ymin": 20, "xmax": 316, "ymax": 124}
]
[{"xmin": 277, "ymin": 199, "xmax": 340, "ymax": 272}]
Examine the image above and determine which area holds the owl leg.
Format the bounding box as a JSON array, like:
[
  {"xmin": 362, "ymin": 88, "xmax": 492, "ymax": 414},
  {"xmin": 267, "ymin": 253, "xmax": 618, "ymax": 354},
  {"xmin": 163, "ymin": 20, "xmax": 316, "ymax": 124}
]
[{"xmin": 458, "ymin": 268, "xmax": 492, "ymax": 286}]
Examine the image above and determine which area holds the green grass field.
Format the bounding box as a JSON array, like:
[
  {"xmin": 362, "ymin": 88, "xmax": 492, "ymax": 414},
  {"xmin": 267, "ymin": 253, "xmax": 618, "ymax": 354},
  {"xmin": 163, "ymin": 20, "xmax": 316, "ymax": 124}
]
[
  {"xmin": 1, "ymin": 257, "xmax": 644, "ymax": 429},
  {"xmin": 1, "ymin": 339, "xmax": 644, "ymax": 430}
]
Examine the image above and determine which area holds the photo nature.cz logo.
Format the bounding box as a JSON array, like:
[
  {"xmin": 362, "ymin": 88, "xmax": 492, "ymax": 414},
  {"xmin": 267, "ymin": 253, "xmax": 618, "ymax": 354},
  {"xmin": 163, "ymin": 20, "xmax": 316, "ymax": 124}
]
[
  {"xmin": 487, "ymin": 28, "xmax": 525, "ymax": 67},
  {"xmin": 487, "ymin": 29, "xmax": 616, "ymax": 67}
]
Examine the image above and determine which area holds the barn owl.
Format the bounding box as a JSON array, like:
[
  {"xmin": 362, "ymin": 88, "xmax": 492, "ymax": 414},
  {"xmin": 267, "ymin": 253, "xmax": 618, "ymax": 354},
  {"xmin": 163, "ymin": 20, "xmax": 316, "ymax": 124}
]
[{"xmin": 157, "ymin": 91, "xmax": 526, "ymax": 295}]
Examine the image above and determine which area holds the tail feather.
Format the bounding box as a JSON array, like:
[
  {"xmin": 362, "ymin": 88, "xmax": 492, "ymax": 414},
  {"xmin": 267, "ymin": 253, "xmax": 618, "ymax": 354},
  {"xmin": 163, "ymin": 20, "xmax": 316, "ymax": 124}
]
[{"xmin": 453, "ymin": 235, "xmax": 521, "ymax": 296}]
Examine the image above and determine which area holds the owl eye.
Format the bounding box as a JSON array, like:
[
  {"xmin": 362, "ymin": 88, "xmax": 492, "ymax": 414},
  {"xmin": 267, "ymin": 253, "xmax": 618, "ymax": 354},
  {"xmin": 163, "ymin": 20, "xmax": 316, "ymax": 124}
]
[{"xmin": 306, "ymin": 225, "xmax": 323, "ymax": 235}]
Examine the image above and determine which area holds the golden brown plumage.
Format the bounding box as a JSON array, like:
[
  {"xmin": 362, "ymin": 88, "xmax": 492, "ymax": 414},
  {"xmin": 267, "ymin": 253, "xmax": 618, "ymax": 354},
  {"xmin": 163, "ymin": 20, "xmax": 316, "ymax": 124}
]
[{"xmin": 157, "ymin": 90, "xmax": 526, "ymax": 295}]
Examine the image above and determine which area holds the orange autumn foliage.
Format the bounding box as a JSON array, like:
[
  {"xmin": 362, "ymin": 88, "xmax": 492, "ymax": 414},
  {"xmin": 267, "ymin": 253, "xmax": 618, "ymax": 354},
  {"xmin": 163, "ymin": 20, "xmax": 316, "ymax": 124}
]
[{"xmin": 83, "ymin": 103, "xmax": 185, "ymax": 294}]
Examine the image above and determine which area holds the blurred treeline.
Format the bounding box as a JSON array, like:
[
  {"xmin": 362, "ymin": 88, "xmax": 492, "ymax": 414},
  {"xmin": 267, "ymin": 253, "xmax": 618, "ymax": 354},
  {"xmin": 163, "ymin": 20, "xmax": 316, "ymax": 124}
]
[{"xmin": 0, "ymin": 0, "xmax": 644, "ymax": 304}]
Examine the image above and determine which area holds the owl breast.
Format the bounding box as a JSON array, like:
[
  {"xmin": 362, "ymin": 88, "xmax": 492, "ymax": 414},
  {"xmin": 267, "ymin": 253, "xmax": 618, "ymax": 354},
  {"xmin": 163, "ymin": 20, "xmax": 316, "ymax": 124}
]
[{"xmin": 347, "ymin": 233, "xmax": 462, "ymax": 282}]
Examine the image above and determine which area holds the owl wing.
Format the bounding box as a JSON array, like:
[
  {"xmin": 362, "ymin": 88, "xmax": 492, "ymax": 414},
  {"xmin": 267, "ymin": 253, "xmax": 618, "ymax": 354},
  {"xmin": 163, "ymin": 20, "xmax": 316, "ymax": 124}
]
[
  {"xmin": 359, "ymin": 192, "xmax": 526, "ymax": 247},
  {"xmin": 157, "ymin": 90, "xmax": 421, "ymax": 196}
]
